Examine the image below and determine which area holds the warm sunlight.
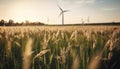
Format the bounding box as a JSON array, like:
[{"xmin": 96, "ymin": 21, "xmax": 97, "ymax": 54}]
[
  {"xmin": 0, "ymin": 0, "xmax": 120, "ymax": 24},
  {"xmin": 0, "ymin": 1, "xmax": 120, "ymax": 69},
  {"xmin": 8, "ymin": 2, "xmax": 50, "ymax": 23}
]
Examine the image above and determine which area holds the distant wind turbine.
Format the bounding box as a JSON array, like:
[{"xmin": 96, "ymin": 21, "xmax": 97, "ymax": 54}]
[
  {"xmin": 47, "ymin": 17, "xmax": 49, "ymax": 24},
  {"xmin": 81, "ymin": 18, "xmax": 84, "ymax": 24},
  {"xmin": 87, "ymin": 16, "xmax": 90, "ymax": 23},
  {"xmin": 58, "ymin": 5, "xmax": 69, "ymax": 25}
]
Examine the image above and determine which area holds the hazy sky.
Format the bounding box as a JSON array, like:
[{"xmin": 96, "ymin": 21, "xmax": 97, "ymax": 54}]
[{"xmin": 0, "ymin": 0, "xmax": 120, "ymax": 24}]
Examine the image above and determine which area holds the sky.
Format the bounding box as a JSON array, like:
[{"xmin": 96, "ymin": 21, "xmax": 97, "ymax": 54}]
[{"xmin": 0, "ymin": 0, "xmax": 120, "ymax": 24}]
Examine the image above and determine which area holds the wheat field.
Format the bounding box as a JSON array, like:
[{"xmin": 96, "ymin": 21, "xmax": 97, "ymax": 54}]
[{"xmin": 0, "ymin": 26, "xmax": 120, "ymax": 69}]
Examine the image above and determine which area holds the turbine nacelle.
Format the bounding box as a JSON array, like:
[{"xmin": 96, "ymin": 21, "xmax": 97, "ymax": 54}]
[{"xmin": 59, "ymin": 10, "xmax": 69, "ymax": 16}]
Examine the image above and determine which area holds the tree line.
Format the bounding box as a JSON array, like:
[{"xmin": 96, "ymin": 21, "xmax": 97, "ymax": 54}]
[{"xmin": 0, "ymin": 19, "xmax": 45, "ymax": 26}]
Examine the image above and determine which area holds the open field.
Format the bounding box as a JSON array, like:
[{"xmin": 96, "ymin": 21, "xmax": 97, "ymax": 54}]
[{"xmin": 0, "ymin": 26, "xmax": 120, "ymax": 69}]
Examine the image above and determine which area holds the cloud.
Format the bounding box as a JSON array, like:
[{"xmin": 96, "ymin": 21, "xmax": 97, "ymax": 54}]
[
  {"xmin": 76, "ymin": 0, "xmax": 96, "ymax": 4},
  {"xmin": 102, "ymin": 8, "xmax": 117, "ymax": 11},
  {"xmin": 56, "ymin": 0, "xmax": 97, "ymax": 9},
  {"xmin": 62, "ymin": 0, "xmax": 96, "ymax": 4}
]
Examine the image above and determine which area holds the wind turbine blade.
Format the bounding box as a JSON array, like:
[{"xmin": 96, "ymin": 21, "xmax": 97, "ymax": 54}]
[
  {"xmin": 57, "ymin": 5, "xmax": 63, "ymax": 11},
  {"xmin": 63, "ymin": 10, "xmax": 70, "ymax": 12},
  {"xmin": 58, "ymin": 12, "xmax": 63, "ymax": 17}
]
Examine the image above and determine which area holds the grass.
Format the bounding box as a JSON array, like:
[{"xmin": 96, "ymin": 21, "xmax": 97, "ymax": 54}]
[{"xmin": 0, "ymin": 26, "xmax": 120, "ymax": 69}]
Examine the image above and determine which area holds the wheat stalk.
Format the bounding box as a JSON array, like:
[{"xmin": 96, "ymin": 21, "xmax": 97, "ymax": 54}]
[
  {"xmin": 34, "ymin": 49, "xmax": 50, "ymax": 59},
  {"xmin": 23, "ymin": 38, "xmax": 33, "ymax": 69}
]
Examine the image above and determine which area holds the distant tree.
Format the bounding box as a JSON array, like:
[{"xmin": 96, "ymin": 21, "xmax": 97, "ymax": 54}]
[
  {"xmin": 25, "ymin": 20, "xmax": 29, "ymax": 26},
  {"xmin": 0, "ymin": 19, "xmax": 5, "ymax": 26},
  {"xmin": 8, "ymin": 19, "xmax": 14, "ymax": 26},
  {"xmin": 21, "ymin": 22, "xmax": 25, "ymax": 26}
]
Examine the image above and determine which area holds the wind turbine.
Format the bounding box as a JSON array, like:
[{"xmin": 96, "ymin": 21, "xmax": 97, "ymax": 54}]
[
  {"xmin": 47, "ymin": 17, "xmax": 49, "ymax": 24},
  {"xmin": 81, "ymin": 18, "xmax": 84, "ymax": 24},
  {"xmin": 58, "ymin": 5, "xmax": 69, "ymax": 25},
  {"xmin": 87, "ymin": 16, "xmax": 90, "ymax": 23}
]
